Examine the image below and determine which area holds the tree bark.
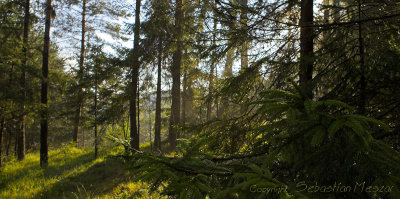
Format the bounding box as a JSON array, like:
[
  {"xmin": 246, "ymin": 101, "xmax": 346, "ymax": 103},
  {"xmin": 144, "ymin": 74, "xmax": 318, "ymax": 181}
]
[
  {"xmin": 40, "ymin": 0, "xmax": 52, "ymax": 168},
  {"xmin": 168, "ymin": 0, "xmax": 183, "ymax": 151},
  {"xmin": 6, "ymin": 123, "xmax": 11, "ymax": 157},
  {"xmin": 299, "ymin": 0, "xmax": 314, "ymax": 99},
  {"xmin": 148, "ymin": 98, "xmax": 152, "ymax": 151},
  {"xmin": 130, "ymin": 0, "xmax": 141, "ymax": 150},
  {"xmin": 154, "ymin": 36, "xmax": 162, "ymax": 151},
  {"xmin": 137, "ymin": 81, "xmax": 140, "ymax": 142},
  {"xmin": 94, "ymin": 75, "xmax": 98, "ymax": 158},
  {"xmin": 239, "ymin": 0, "xmax": 248, "ymax": 114},
  {"xmin": 239, "ymin": 0, "xmax": 248, "ymax": 72},
  {"xmin": 0, "ymin": 117, "xmax": 4, "ymax": 167},
  {"xmin": 17, "ymin": 0, "xmax": 30, "ymax": 161},
  {"xmin": 182, "ymin": 62, "xmax": 187, "ymax": 126},
  {"xmin": 73, "ymin": 0, "xmax": 87, "ymax": 146},
  {"xmin": 220, "ymin": 43, "xmax": 234, "ymax": 118},
  {"xmin": 207, "ymin": 3, "xmax": 217, "ymax": 121},
  {"xmin": 357, "ymin": 0, "xmax": 366, "ymax": 115}
]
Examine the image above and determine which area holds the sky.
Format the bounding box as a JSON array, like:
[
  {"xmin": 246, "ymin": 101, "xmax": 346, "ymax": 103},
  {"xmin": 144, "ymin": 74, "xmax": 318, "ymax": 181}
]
[{"xmin": 59, "ymin": 0, "xmax": 325, "ymax": 73}]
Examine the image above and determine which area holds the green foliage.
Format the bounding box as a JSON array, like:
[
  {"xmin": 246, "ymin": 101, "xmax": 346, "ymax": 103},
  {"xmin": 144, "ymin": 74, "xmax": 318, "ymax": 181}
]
[
  {"xmin": 0, "ymin": 145, "xmax": 161, "ymax": 198},
  {"xmin": 122, "ymin": 81, "xmax": 400, "ymax": 198},
  {"xmin": 123, "ymin": 139, "xmax": 296, "ymax": 199}
]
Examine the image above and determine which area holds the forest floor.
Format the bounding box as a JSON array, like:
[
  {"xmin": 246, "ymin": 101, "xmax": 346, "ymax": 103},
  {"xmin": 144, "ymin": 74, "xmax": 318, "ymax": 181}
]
[{"xmin": 0, "ymin": 144, "xmax": 163, "ymax": 199}]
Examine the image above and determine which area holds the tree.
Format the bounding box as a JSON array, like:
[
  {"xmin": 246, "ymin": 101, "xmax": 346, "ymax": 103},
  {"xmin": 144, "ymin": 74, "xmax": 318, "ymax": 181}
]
[
  {"xmin": 57, "ymin": 0, "xmax": 127, "ymax": 147},
  {"xmin": 40, "ymin": 0, "xmax": 52, "ymax": 167},
  {"xmin": 0, "ymin": 117, "xmax": 4, "ymax": 167},
  {"xmin": 17, "ymin": 0, "xmax": 30, "ymax": 161},
  {"xmin": 206, "ymin": 0, "xmax": 217, "ymax": 121},
  {"xmin": 357, "ymin": 0, "xmax": 366, "ymax": 114},
  {"xmin": 299, "ymin": 0, "xmax": 314, "ymax": 99},
  {"xmin": 130, "ymin": 0, "xmax": 141, "ymax": 150},
  {"xmin": 72, "ymin": 0, "xmax": 87, "ymax": 146},
  {"xmin": 154, "ymin": 35, "xmax": 162, "ymax": 151},
  {"xmin": 168, "ymin": 0, "xmax": 183, "ymax": 151}
]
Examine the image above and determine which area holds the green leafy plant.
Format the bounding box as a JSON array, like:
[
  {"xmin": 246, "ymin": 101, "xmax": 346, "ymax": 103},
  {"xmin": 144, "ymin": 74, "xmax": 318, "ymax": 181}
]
[{"xmin": 120, "ymin": 81, "xmax": 400, "ymax": 199}]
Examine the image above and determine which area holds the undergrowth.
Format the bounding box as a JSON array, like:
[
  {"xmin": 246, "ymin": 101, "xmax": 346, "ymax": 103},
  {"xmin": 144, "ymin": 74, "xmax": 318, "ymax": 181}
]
[{"xmin": 0, "ymin": 143, "xmax": 163, "ymax": 199}]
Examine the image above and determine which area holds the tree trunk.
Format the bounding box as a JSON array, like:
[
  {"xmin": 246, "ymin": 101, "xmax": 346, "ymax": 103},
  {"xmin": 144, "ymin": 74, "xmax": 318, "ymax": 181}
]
[
  {"xmin": 239, "ymin": 0, "xmax": 248, "ymax": 115},
  {"xmin": 299, "ymin": 0, "xmax": 314, "ymax": 99},
  {"xmin": 6, "ymin": 123, "xmax": 11, "ymax": 157},
  {"xmin": 182, "ymin": 62, "xmax": 187, "ymax": 126},
  {"xmin": 17, "ymin": 0, "xmax": 30, "ymax": 161},
  {"xmin": 73, "ymin": 0, "xmax": 87, "ymax": 146},
  {"xmin": 220, "ymin": 44, "xmax": 234, "ymax": 118},
  {"xmin": 130, "ymin": 0, "xmax": 141, "ymax": 151},
  {"xmin": 40, "ymin": 0, "xmax": 52, "ymax": 168},
  {"xmin": 14, "ymin": 128, "xmax": 17, "ymax": 157},
  {"xmin": 148, "ymin": 100, "xmax": 152, "ymax": 151},
  {"xmin": 154, "ymin": 36, "xmax": 162, "ymax": 152},
  {"xmin": 137, "ymin": 81, "xmax": 140, "ymax": 142},
  {"xmin": 94, "ymin": 78, "xmax": 98, "ymax": 158},
  {"xmin": 0, "ymin": 117, "xmax": 4, "ymax": 167},
  {"xmin": 357, "ymin": 0, "xmax": 366, "ymax": 115},
  {"xmin": 207, "ymin": 4, "xmax": 217, "ymax": 121},
  {"xmin": 6, "ymin": 67, "xmax": 13, "ymax": 159},
  {"xmin": 239, "ymin": 0, "xmax": 248, "ymax": 71},
  {"xmin": 168, "ymin": 0, "xmax": 183, "ymax": 151}
]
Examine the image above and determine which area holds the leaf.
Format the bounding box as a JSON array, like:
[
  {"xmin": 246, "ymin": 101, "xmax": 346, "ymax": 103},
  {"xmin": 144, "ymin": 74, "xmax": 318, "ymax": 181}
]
[
  {"xmin": 311, "ymin": 126, "xmax": 326, "ymax": 147},
  {"xmin": 350, "ymin": 115, "xmax": 391, "ymax": 132},
  {"xmin": 249, "ymin": 164, "xmax": 263, "ymax": 175},
  {"xmin": 196, "ymin": 181, "xmax": 212, "ymax": 193},
  {"xmin": 179, "ymin": 188, "xmax": 188, "ymax": 199},
  {"xmin": 323, "ymin": 99, "xmax": 353, "ymax": 110},
  {"xmin": 328, "ymin": 119, "xmax": 344, "ymax": 138},
  {"xmin": 286, "ymin": 108, "xmax": 298, "ymax": 125},
  {"xmin": 304, "ymin": 99, "xmax": 312, "ymax": 117}
]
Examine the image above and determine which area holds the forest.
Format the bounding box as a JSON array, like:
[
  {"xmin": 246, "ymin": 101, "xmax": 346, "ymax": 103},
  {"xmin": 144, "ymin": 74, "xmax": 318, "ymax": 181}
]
[{"xmin": 1, "ymin": 0, "xmax": 400, "ymax": 198}]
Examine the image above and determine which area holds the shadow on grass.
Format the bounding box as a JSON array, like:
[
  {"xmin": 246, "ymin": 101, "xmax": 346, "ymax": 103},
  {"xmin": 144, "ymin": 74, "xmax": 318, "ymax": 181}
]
[
  {"xmin": 43, "ymin": 152, "xmax": 95, "ymax": 178},
  {"xmin": 0, "ymin": 149, "xmax": 91, "ymax": 190},
  {"xmin": 36, "ymin": 156, "xmax": 132, "ymax": 199},
  {"xmin": 0, "ymin": 160, "xmax": 38, "ymax": 190}
]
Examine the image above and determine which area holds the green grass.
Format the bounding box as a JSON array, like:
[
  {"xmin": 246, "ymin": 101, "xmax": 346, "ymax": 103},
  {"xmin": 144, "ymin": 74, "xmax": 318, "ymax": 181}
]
[{"xmin": 0, "ymin": 144, "xmax": 164, "ymax": 199}]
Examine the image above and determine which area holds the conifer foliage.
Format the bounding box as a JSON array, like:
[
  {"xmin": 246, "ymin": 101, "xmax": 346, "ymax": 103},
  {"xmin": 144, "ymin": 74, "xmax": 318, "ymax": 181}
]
[{"xmin": 121, "ymin": 81, "xmax": 400, "ymax": 198}]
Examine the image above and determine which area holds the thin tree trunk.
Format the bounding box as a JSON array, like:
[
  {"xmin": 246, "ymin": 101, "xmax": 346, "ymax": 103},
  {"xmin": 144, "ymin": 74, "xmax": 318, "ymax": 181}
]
[
  {"xmin": 40, "ymin": 0, "xmax": 52, "ymax": 168},
  {"xmin": 182, "ymin": 63, "xmax": 187, "ymax": 126},
  {"xmin": 154, "ymin": 36, "xmax": 162, "ymax": 151},
  {"xmin": 122, "ymin": 116, "xmax": 127, "ymax": 139},
  {"xmin": 6, "ymin": 124, "xmax": 11, "ymax": 157},
  {"xmin": 148, "ymin": 101, "xmax": 152, "ymax": 151},
  {"xmin": 94, "ymin": 78, "xmax": 98, "ymax": 158},
  {"xmin": 137, "ymin": 81, "xmax": 140, "ymax": 143},
  {"xmin": 358, "ymin": 0, "xmax": 366, "ymax": 115},
  {"xmin": 220, "ymin": 44, "xmax": 234, "ymax": 118},
  {"xmin": 239, "ymin": 0, "xmax": 248, "ymax": 115},
  {"xmin": 168, "ymin": 0, "xmax": 183, "ymax": 151},
  {"xmin": 130, "ymin": 0, "xmax": 141, "ymax": 151},
  {"xmin": 219, "ymin": 4, "xmax": 235, "ymax": 118},
  {"xmin": 17, "ymin": 0, "xmax": 30, "ymax": 161},
  {"xmin": 239, "ymin": 0, "xmax": 248, "ymax": 71},
  {"xmin": 299, "ymin": 0, "xmax": 314, "ymax": 99},
  {"xmin": 73, "ymin": 0, "xmax": 87, "ymax": 146},
  {"xmin": 7, "ymin": 66, "xmax": 13, "ymax": 159},
  {"xmin": 0, "ymin": 117, "xmax": 4, "ymax": 167},
  {"xmin": 14, "ymin": 128, "xmax": 17, "ymax": 157},
  {"xmin": 207, "ymin": 4, "xmax": 217, "ymax": 121}
]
